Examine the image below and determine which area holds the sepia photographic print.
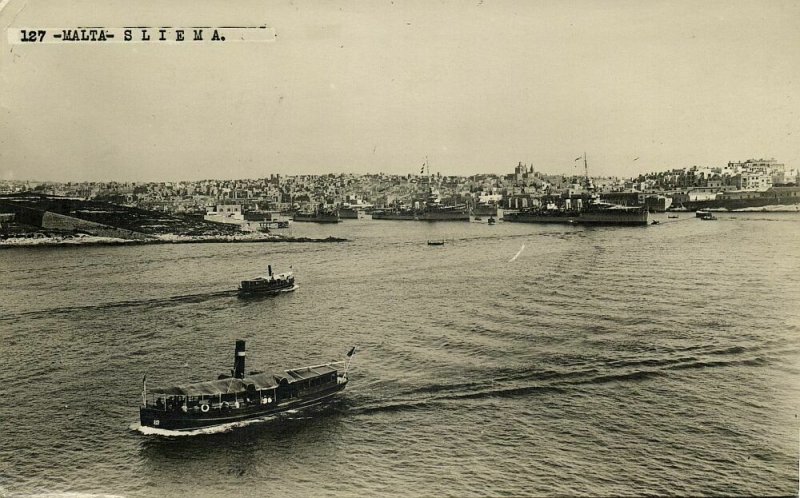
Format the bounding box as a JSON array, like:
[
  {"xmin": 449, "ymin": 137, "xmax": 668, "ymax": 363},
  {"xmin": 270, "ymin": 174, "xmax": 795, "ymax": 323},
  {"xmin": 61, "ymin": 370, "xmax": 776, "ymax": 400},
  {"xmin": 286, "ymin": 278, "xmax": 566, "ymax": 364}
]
[{"xmin": 1, "ymin": 1, "xmax": 798, "ymax": 496}]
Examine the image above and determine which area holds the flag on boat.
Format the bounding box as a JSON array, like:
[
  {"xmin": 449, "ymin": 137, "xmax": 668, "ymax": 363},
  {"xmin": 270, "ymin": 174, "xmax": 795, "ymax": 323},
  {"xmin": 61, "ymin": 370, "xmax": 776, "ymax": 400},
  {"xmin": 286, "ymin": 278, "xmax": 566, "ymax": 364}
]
[
  {"xmin": 347, "ymin": 346, "xmax": 356, "ymax": 357},
  {"xmin": 420, "ymin": 165, "xmax": 425, "ymax": 174}
]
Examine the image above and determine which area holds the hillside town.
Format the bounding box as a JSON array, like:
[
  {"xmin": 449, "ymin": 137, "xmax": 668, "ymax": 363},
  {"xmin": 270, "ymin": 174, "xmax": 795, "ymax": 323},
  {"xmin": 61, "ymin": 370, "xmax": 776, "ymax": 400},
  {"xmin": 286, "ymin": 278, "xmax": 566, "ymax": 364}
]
[{"xmin": 1, "ymin": 158, "xmax": 798, "ymax": 218}]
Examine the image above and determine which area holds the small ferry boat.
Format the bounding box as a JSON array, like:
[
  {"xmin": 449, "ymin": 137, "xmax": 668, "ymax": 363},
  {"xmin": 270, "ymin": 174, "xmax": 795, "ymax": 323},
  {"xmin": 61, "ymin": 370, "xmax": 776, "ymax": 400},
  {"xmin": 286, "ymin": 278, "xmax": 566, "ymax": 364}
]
[
  {"xmin": 238, "ymin": 265, "xmax": 295, "ymax": 296},
  {"xmin": 139, "ymin": 341, "xmax": 356, "ymax": 431}
]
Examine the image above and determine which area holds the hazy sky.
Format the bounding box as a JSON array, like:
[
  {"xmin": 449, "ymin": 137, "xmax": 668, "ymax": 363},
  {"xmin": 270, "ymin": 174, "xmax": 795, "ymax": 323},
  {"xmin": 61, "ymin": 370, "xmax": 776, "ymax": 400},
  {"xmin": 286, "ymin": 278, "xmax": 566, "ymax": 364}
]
[{"xmin": 1, "ymin": 0, "xmax": 798, "ymax": 182}]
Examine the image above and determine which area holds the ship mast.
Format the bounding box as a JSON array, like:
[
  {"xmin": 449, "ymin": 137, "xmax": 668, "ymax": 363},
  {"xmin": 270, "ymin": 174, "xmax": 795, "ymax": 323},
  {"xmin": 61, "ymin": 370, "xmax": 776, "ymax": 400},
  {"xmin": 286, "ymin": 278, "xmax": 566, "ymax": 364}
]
[{"xmin": 584, "ymin": 152, "xmax": 590, "ymax": 190}]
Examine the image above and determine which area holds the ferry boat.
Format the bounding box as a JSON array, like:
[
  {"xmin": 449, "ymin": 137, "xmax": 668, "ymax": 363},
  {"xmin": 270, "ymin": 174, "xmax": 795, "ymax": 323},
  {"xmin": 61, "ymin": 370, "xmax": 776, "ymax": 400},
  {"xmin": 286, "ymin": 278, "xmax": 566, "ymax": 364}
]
[
  {"xmin": 238, "ymin": 265, "xmax": 295, "ymax": 296},
  {"xmin": 139, "ymin": 341, "xmax": 356, "ymax": 431}
]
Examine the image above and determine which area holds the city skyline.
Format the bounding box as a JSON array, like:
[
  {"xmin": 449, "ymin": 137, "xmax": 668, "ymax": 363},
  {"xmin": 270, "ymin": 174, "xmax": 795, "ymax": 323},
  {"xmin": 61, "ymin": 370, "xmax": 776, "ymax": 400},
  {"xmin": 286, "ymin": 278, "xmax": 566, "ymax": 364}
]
[{"xmin": 1, "ymin": 0, "xmax": 798, "ymax": 183}]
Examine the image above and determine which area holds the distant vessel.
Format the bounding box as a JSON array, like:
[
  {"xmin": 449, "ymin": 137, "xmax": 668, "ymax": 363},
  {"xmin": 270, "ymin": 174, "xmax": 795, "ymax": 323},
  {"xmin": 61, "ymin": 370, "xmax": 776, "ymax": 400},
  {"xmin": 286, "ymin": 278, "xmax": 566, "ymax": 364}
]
[
  {"xmin": 682, "ymin": 186, "xmax": 800, "ymax": 212},
  {"xmin": 427, "ymin": 240, "xmax": 445, "ymax": 246},
  {"xmin": 577, "ymin": 200, "xmax": 649, "ymax": 225},
  {"xmin": 238, "ymin": 265, "xmax": 296, "ymax": 296},
  {"xmin": 472, "ymin": 203, "xmax": 501, "ymax": 217},
  {"xmin": 700, "ymin": 213, "xmax": 717, "ymax": 221},
  {"xmin": 487, "ymin": 216, "xmax": 496, "ymax": 225},
  {"xmin": 696, "ymin": 209, "xmax": 712, "ymax": 218},
  {"xmin": 139, "ymin": 341, "xmax": 355, "ymax": 431},
  {"xmin": 503, "ymin": 156, "xmax": 648, "ymax": 226},
  {"xmin": 371, "ymin": 208, "xmax": 417, "ymax": 220},
  {"xmin": 372, "ymin": 187, "xmax": 470, "ymax": 221},
  {"xmin": 417, "ymin": 187, "xmax": 470, "ymax": 221},
  {"xmin": 338, "ymin": 206, "xmax": 364, "ymax": 219},
  {"xmin": 293, "ymin": 207, "xmax": 340, "ymax": 223}
]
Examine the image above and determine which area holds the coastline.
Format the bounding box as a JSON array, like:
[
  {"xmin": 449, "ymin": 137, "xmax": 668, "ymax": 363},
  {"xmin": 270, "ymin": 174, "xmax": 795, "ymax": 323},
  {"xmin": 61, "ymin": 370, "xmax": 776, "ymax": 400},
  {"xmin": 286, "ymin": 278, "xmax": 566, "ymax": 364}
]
[{"xmin": 0, "ymin": 233, "xmax": 347, "ymax": 249}]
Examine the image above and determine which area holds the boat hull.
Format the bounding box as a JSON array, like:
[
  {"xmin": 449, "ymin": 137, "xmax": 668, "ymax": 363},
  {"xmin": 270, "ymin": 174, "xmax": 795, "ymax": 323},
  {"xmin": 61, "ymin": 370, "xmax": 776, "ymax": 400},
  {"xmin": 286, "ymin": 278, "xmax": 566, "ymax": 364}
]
[
  {"xmin": 238, "ymin": 284, "xmax": 297, "ymax": 297},
  {"xmin": 139, "ymin": 381, "xmax": 347, "ymax": 431},
  {"xmin": 238, "ymin": 277, "xmax": 296, "ymax": 296},
  {"xmin": 503, "ymin": 212, "xmax": 577, "ymax": 224},
  {"xmin": 504, "ymin": 208, "xmax": 648, "ymax": 226},
  {"xmin": 338, "ymin": 208, "xmax": 363, "ymax": 219},
  {"xmin": 371, "ymin": 211, "xmax": 417, "ymax": 220},
  {"xmin": 417, "ymin": 211, "xmax": 470, "ymax": 221},
  {"xmin": 577, "ymin": 209, "xmax": 649, "ymax": 225},
  {"xmin": 293, "ymin": 215, "xmax": 340, "ymax": 223},
  {"xmin": 372, "ymin": 211, "xmax": 469, "ymax": 221}
]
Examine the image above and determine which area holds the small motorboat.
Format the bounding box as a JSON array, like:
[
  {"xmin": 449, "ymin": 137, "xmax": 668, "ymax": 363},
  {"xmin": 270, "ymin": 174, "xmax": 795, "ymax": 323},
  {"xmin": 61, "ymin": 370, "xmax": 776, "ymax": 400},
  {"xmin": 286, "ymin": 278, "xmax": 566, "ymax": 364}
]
[{"xmin": 238, "ymin": 265, "xmax": 295, "ymax": 296}]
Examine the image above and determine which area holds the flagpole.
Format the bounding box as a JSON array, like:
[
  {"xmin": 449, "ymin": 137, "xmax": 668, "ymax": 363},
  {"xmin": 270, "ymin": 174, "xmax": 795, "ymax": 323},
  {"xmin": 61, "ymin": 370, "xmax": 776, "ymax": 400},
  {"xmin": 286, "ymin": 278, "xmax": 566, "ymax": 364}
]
[{"xmin": 343, "ymin": 346, "xmax": 357, "ymax": 378}]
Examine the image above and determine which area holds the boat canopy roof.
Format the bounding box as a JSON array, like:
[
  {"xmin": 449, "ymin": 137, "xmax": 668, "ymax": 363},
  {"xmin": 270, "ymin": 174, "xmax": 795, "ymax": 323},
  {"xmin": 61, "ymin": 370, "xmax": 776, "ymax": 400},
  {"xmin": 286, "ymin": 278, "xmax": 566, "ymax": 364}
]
[
  {"xmin": 150, "ymin": 365, "xmax": 338, "ymax": 396},
  {"xmin": 247, "ymin": 272, "xmax": 293, "ymax": 282}
]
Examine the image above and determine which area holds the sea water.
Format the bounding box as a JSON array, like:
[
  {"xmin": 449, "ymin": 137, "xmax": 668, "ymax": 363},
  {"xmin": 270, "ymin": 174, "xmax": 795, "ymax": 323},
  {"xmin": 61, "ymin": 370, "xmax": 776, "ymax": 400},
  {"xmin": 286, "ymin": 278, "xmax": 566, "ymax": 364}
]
[{"xmin": 1, "ymin": 213, "xmax": 798, "ymax": 497}]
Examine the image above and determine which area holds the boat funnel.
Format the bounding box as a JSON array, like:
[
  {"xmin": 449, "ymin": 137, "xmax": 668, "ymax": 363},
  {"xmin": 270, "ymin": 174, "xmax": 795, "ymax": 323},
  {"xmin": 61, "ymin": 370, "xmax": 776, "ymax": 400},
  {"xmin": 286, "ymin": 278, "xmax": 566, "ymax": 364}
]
[{"xmin": 234, "ymin": 340, "xmax": 246, "ymax": 379}]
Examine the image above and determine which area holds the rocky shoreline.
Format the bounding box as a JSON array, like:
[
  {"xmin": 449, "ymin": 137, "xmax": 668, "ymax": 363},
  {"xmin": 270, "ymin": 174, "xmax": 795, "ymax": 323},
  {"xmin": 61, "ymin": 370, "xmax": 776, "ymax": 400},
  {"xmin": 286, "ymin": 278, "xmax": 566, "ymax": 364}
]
[{"xmin": 0, "ymin": 233, "xmax": 347, "ymax": 249}]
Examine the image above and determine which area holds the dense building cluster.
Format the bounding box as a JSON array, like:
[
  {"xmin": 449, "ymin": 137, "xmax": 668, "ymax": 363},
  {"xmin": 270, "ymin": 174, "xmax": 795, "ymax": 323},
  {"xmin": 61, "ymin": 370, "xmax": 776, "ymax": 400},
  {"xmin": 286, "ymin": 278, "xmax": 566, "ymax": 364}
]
[{"xmin": 1, "ymin": 159, "xmax": 796, "ymax": 215}]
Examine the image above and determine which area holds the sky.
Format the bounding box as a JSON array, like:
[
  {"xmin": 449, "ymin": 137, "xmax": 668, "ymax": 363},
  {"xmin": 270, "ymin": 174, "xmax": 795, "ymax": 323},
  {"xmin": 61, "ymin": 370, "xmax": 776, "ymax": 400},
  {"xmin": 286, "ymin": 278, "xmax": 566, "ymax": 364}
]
[{"xmin": 0, "ymin": 0, "xmax": 798, "ymax": 182}]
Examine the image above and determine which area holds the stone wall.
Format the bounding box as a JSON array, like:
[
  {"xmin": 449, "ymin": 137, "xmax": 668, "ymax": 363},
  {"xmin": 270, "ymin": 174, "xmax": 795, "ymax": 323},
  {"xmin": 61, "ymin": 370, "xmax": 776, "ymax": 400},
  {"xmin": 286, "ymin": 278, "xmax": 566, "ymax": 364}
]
[{"xmin": 41, "ymin": 211, "xmax": 150, "ymax": 239}]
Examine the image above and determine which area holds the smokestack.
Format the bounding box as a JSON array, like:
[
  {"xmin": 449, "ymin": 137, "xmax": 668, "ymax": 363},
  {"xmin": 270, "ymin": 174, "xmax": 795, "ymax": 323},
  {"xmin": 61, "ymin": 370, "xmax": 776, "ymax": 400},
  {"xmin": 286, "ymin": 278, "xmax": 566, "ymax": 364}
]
[
  {"xmin": 234, "ymin": 340, "xmax": 246, "ymax": 379},
  {"xmin": 268, "ymin": 265, "xmax": 272, "ymax": 276}
]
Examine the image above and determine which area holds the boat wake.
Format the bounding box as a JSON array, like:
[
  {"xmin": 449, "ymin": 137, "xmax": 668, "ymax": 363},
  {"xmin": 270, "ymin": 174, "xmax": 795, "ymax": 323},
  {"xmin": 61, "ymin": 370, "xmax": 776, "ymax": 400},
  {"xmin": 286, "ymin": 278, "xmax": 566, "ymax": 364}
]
[
  {"xmin": 508, "ymin": 244, "xmax": 525, "ymax": 262},
  {"xmin": 7, "ymin": 290, "xmax": 237, "ymax": 321},
  {"xmin": 130, "ymin": 414, "xmax": 280, "ymax": 437}
]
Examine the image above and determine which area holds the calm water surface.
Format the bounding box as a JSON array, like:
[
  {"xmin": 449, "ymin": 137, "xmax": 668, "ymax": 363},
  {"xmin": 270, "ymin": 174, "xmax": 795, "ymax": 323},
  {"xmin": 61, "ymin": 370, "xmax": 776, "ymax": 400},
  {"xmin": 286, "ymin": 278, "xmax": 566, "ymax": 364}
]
[{"xmin": 1, "ymin": 213, "xmax": 798, "ymax": 497}]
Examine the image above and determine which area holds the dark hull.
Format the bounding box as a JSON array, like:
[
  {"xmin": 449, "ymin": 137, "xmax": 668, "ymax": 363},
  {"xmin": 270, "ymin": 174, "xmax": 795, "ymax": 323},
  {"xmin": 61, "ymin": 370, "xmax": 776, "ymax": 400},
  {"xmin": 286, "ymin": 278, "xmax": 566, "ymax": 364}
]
[
  {"xmin": 578, "ymin": 209, "xmax": 649, "ymax": 225},
  {"xmin": 682, "ymin": 192, "xmax": 800, "ymax": 212},
  {"xmin": 504, "ymin": 209, "xmax": 648, "ymax": 226},
  {"xmin": 472, "ymin": 205, "xmax": 500, "ymax": 216},
  {"xmin": 238, "ymin": 283, "xmax": 296, "ymax": 296},
  {"xmin": 504, "ymin": 212, "xmax": 577, "ymax": 224},
  {"xmin": 417, "ymin": 211, "xmax": 470, "ymax": 221},
  {"xmin": 140, "ymin": 381, "xmax": 346, "ymax": 431},
  {"xmin": 293, "ymin": 216, "xmax": 340, "ymax": 223},
  {"xmin": 372, "ymin": 211, "xmax": 469, "ymax": 221},
  {"xmin": 371, "ymin": 211, "xmax": 416, "ymax": 220},
  {"xmin": 338, "ymin": 208, "xmax": 363, "ymax": 219}
]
